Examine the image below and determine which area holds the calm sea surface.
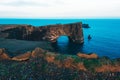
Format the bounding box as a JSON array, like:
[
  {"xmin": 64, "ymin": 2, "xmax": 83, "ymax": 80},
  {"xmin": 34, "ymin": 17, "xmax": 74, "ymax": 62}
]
[{"xmin": 0, "ymin": 19, "xmax": 120, "ymax": 58}]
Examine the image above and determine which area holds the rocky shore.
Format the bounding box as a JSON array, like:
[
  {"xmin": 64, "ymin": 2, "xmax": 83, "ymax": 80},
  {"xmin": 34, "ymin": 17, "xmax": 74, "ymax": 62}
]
[{"xmin": 0, "ymin": 48, "xmax": 120, "ymax": 79}]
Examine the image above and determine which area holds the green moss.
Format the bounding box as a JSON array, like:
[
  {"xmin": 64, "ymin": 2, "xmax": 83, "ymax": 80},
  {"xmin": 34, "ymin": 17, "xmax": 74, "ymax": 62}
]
[
  {"xmin": 0, "ymin": 51, "xmax": 119, "ymax": 79},
  {"xmin": 0, "ymin": 63, "xmax": 9, "ymax": 76},
  {"xmin": 55, "ymin": 54, "xmax": 68, "ymax": 61},
  {"xmin": 83, "ymin": 59, "xmax": 102, "ymax": 72},
  {"xmin": 72, "ymin": 56, "xmax": 83, "ymax": 63}
]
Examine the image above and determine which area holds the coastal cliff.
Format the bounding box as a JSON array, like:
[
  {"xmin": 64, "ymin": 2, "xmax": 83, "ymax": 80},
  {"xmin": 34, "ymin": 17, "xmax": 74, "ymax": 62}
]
[
  {"xmin": 0, "ymin": 22, "xmax": 84, "ymax": 44},
  {"xmin": 0, "ymin": 22, "xmax": 120, "ymax": 79}
]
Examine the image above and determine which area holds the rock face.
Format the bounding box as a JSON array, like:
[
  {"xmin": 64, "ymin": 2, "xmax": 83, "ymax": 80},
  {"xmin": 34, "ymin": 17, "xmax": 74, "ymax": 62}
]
[{"xmin": 0, "ymin": 22, "xmax": 84, "ymax": 44}]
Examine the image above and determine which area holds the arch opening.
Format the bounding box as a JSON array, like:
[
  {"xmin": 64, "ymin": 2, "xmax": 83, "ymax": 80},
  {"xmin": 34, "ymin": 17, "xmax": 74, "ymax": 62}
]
[
  {"xmin": 52, "ymin": 35, "xmax": 83, "ymax": 54},
  {"xmin": 57, "ymin": 35, "xmax": 69, "ymax": 44},
  {"xmin": 53, "ymin": 35, "xmax": 69, "ymax": 54}
]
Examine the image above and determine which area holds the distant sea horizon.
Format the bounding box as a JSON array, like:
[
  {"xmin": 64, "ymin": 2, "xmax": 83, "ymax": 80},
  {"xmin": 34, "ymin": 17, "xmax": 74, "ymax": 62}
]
[
  {"xmin": 0, "ymin": 18, "xmax": 120, "ymax": 59},
  {"xmin": 0, "ymin": 18, "xmax": 120, "ymax": 26}
]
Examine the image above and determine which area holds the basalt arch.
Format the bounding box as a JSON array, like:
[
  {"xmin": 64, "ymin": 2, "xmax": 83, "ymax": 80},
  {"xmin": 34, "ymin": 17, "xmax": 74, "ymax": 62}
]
[
  {"xmin": 42, "ymin": 22, "xmax": 84, "ymax": 44},
  {"xmin": 0, "ymin": 22, "xmax": 84, "ymax": 44}
]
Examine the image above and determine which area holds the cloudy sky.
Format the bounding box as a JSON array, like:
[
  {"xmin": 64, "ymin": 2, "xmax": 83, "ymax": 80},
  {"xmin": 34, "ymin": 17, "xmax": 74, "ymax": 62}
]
[{"xmin": 0, "ymin": 0, "xmax": 120, "ymax": 18}]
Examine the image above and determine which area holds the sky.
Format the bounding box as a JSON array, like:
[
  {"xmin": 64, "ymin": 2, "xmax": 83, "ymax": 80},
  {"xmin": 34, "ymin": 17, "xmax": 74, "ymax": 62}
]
[{"xmin": 0, "ymin": 0, "xmax": 120, "ymax": 18}]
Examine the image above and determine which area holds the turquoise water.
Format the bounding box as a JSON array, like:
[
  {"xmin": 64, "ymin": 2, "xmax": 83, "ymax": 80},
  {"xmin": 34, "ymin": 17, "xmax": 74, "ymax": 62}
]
[
  {"xmin": 0, "ymin": 19, "xmax": 120, "ymax": 58},
  {"xmin": 82, "ymin": 19, "xmax": 120, "ymax": 58},
  {"xmin": 0, "ymin": 19, "xmax": 82, "ymax": 26}
]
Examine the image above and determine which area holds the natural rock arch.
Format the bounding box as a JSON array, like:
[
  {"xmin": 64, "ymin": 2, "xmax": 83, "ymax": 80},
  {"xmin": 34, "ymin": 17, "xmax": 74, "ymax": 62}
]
[
  {"xmin": 56, "ymin": 35, "xmax": 70, "ymax": 43},
  {"xmin": 0, "ymin": 22, "xmax": 84, "ymax": 44}
]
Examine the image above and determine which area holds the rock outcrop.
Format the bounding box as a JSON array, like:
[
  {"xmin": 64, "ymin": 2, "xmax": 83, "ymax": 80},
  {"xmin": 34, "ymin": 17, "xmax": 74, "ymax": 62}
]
[
  {"xmin": 96, "ymin": 65, "xmax": 120, "ymax": 72},
  {"xmin": 77, "ymin": 53, "xmax": 98, "ymax": 59},
  {"xmin": 31, "ymin": 47, "xmax": 46, "ymax": 58},
  {"xmin": 82, "ymin": 24, "xmax": 90, "ymax": 28},
  {"xmin": 12, "ymin": 51, "xmax": 31, "ymax": 61},
  {"xmin": 12, "ymin": 48, "xmax": 46, "ymax": 61},
  {"xmin": 0, "ymin": 22, "xmax": 84, "ymax": 44},
  {"xmin": 0, "ymin": 48, "xmax": 47, "ymax": 61},
  {"xmin": 0, "ymin": 48, "xmax": 11, "ymax": 60}
]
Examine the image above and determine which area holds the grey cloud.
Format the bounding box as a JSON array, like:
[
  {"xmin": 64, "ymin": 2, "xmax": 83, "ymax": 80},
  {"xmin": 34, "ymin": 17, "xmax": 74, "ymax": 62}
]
[
  {"xmin": 0, "ymin": 0, "xmax": 65, "ymax": 7},
  {"xmin": 0, "ymin": 0, "xmax": 50, "ymax": 7}
]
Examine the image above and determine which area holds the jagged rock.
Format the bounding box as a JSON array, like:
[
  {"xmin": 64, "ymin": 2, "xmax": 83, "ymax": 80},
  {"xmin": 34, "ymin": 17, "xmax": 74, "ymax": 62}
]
[
  {"xmin": 77, "ymin": 53, "xmax": 98, "ymax": 59},
  {"xmin": 11, "ymin": 48, "xmax": 46, "ymax": 61},
  {"xmin": 0, "ymin": 22, "xmax": 84, "ymax": 44},
  {"xmin": 82, "ymin": 24, "xmax": 90, "ymax": 28},
  {"xmin": 0, "ymin": 48, "xmax": 11, "ymax": 60},
  {"xmin": 12, "ymin": 51, "xmax": 31, "ymax": 61}
]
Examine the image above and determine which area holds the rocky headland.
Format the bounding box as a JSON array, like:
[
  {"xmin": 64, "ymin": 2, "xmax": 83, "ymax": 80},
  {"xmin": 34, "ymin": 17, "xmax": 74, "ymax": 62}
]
[{"xmin": 0, "ymin": 22, "xmax": 84, "ymax": 44}]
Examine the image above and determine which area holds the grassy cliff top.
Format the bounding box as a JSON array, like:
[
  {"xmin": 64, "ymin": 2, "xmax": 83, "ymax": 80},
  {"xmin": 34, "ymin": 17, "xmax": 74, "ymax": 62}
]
[{"xmin": 0, "ymin": 47, "xmax": 120, "ymax": 79}]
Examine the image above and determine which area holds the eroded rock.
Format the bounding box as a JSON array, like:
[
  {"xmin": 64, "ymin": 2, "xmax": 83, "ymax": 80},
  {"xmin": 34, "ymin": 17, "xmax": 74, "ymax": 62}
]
[
  {"xmin": 0, "ymin": 48, "xmax": 11, "ymax": 60},
  {"xmin": 77, "ymin": 53, "xmax": 98, "ymax": 59},
  {"xmin": 31, "ymin": 47, "xmax": 46, "ymax": 58},
  {"xmin": 0, "ymin": 22, "xmax": 84, "ymax": 44},
  {"xmin": 12, "ymin": 51, "xmax": 31, "ymax": 61},
  {"xmin": 11, "ymin": 48, "xmax": 46, "ymax": 61}
]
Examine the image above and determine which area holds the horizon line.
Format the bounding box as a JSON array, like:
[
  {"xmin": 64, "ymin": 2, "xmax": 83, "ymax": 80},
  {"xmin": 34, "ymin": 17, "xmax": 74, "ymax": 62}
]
[{"xmin": 0, "ymin": 17, "xmax": 120, "ymax": 19}]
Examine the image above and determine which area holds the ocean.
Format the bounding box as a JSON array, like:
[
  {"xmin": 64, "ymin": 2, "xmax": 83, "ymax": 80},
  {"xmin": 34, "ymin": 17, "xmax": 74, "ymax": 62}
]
[{"xmin": 0, "ymin": 19, "xmax": 120, "ymax": 58}]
